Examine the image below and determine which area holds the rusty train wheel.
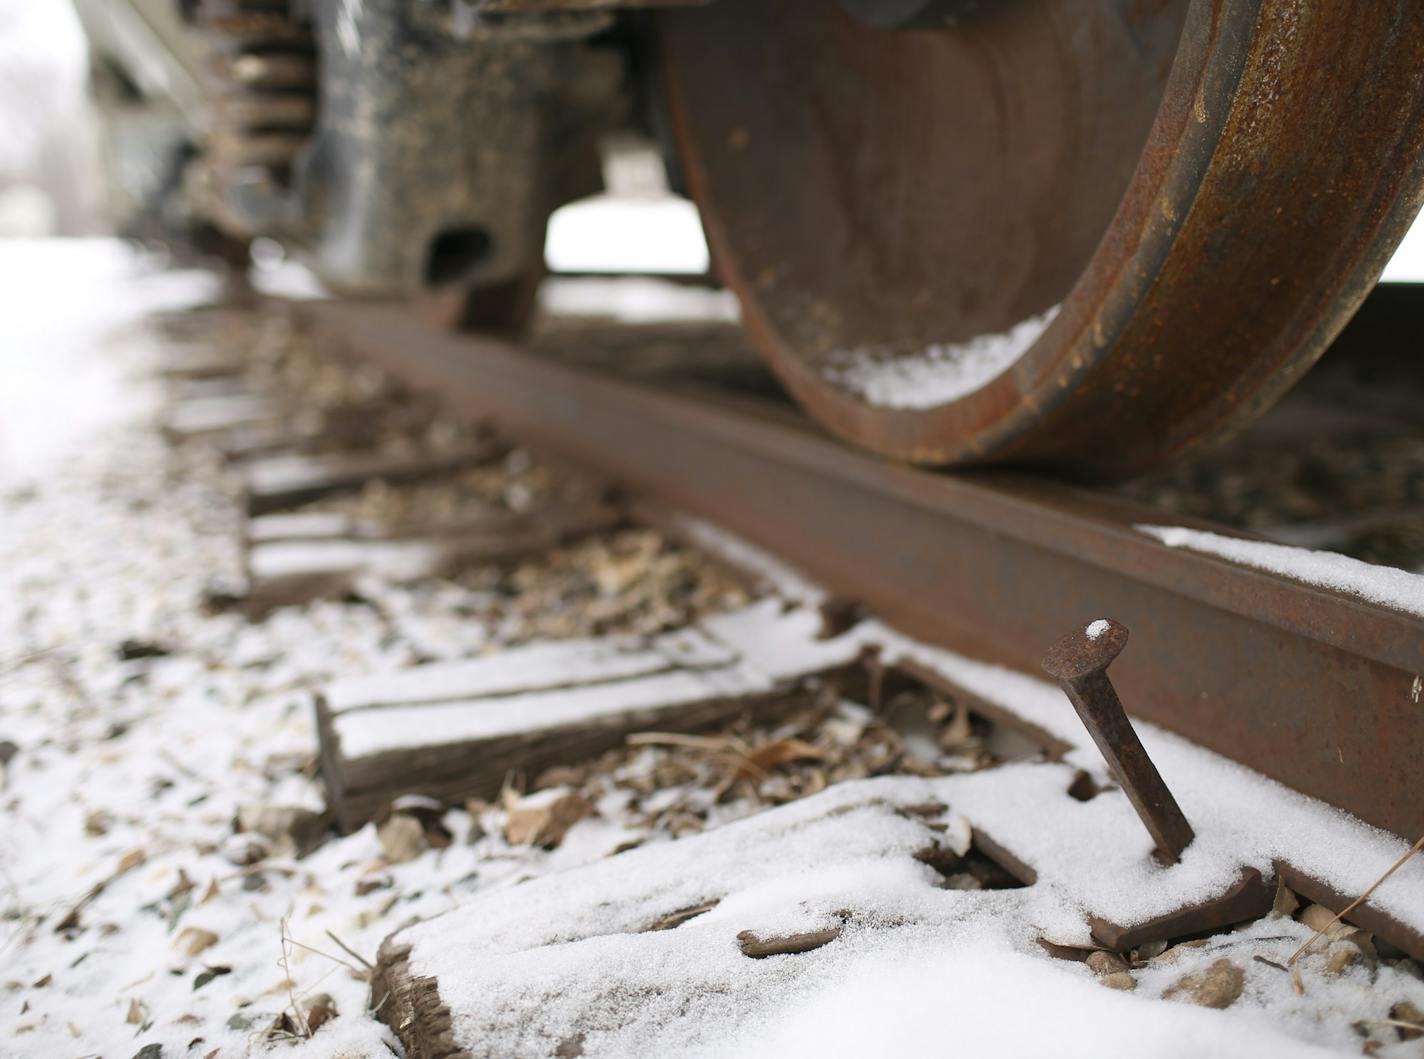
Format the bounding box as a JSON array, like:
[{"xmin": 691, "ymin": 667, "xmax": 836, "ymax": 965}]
[{"xmin": 660, "ymin": 0, "xmax": 1424, "ymax": 479}]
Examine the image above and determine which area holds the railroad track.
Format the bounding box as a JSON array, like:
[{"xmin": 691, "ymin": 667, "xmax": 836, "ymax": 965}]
[
  {"xmin": 302, "ymin": 297, "xmax": 1424, "ymax": 850},
  {"xmin": 18, "ymin": 278, "xmax": 1419, "ymax": 1055}
]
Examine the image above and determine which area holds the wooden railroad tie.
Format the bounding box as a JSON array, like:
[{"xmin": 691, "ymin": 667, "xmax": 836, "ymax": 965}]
[{"xmin": 315, "ymin": 600, "xmax": 863, "ymax": 832}]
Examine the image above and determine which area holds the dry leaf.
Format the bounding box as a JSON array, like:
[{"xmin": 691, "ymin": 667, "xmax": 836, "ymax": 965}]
[
  {"xmin": 504, "ymin": 789, "xmax": 594, "ymax": 848},
  {"xmin": 1391, "ymin": 1001, "xmax": 1424, "ymax": 1041},
  {"xmin": 737, "ymin": 738, "xmax": 824, "ymax": 779},
  {"xmin": 939, "ymin": 704, "xmax": 974, "ymax": 748},
  {"xmin": 126, "ymin": 998, "xmax": 144, "ymax": 1025},
  {"xmin": 304, "ymin": 993, "xmax": 338, "ymax": 1033},
  {"xmin": 1299, "ymin": 903, "xmax": 1351, "ymax": 942},
  {"xmin": 175, "ymin": 927, "xmax": 219, "ymax": 958},
  {"xmin": 1270, "ymin": 879, "xmax": 1300, "ymax": 919},
  {"xmin": 236, "ymin": 804, "xmax": 328, "ymax": 858}
]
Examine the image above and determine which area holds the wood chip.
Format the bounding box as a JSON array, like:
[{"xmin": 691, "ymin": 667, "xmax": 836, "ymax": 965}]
[{"xmin": 736, "ymin": 926, "xmax": 842, "ymax": 958}]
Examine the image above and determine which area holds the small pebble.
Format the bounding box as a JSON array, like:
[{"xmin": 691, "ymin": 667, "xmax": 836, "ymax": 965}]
[
  {"xmin": 1086, "ymin": 950, "xmax": 1129, "ymax": 976},
  {"xmin": 1162, "ymin": 958, "xmax": 1245, "ymax": 1009}
]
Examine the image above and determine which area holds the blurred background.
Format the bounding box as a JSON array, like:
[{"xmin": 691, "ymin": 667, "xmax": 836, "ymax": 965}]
[
  {"xmin": 0, "ymin": 0, "xmax": 98, "ymax": 237},
  {"xmin": 0, "ymin": 0, "xmax": 712, "ymax": 281},
  {"xmin": 4, "ymin": 0, "xmax": 1421, "ymax": 283}
]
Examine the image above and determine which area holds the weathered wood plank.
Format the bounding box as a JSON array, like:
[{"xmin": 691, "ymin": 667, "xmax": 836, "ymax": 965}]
[
  {"xmin": 152, "ymin": 344, "xmax": 247, "ymax": 380},
  {"xmin": 371, "ymin": 781, "xmax": 960, "ymax": 1058},
  {"xmin": 243, "ymin": 442, "xmax": 502, "ymax": 515},
  {"xmin": 324, "ymin": 626, "xmax": 737, "ymax": 715},
  {"xmin": 317, "ymin": 601, "xmax": 864, "ymax": 830},
  {"xmin": 242, "ymin": 498, "xmax": 622, "ymax": 617},
  {"xmin": 161, "ymin": 394, "xmax": 283, "ymax": 440}
]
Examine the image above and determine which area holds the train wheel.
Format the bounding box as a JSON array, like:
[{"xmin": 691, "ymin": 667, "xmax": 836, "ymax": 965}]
[{"xmin": 660, "ymin": 0, "xmax": 1424, "ymax": 479}]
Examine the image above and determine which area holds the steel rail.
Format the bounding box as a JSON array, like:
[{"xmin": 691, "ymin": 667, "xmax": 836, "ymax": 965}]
[{"xmin": 306, "ymin": 301, "xmax": 1424, "ymax": 844}]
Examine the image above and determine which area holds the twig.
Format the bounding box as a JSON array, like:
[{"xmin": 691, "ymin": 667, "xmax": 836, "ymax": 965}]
[
  {"xmin": 279, "ymin": 918, "xmax": 311, "ymax": 1038},
  {"xmin": 1287, "ymin": 832, "xmax": 1424, "ymax": 966},
  {"xmin": 0, "ymin": 646, "xmax": 61, "ymax": 680},
  {"xmin": 157, "ymin": 748, "xmax": 203, "ymax": 782},
  {"xmin": 626, "ymin": 731, "xmax": 732, "ymax": 751},
  {"xmin": 369, "ymin": 988, "xmax": 393, "ymax": 1016},
  {"xmin": 326, "ymin": 928, "xmax": 375, "ymax": 970},
  {"xmin": 217, "ymin": 863, "xmax": 300, "ymax": 884},
  {"xmin": 286, "ymin": 936, "xmax": 361, "ymax": 975},
  {"xmin": 1354, "ymin": 1017, "xmax": 1424, "ymax": 1034},
  {"xmin": 53, "ymin": 850, "xmax": 148, "ymax": 933}
]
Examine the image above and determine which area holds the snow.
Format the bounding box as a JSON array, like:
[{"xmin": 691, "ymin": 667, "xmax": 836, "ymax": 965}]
[
  {"xmin": 324, "ymin": 630, "xmax": 731, "ymax": 715},
  {"xmin": 1086, "ymin": 618, "xmax": 1110, "ymax": 640},
  {"xmin": 248, "ymin": 537, "xmax": 449, "ymax": 581},
  {"xmin": 869, "ymin": 623, "xmax": 1424, "ymax": 939},
  {"xmin": 1380, "ymin": 208, "xmax": 1424, "ymax": 283},
  {"xmin": 538, "ymin": 276, "xmax": 740, "ymax": 325},
  {"xmin": 5, "ymin": 246, "xmax": 1423, "ymax": 1057},
  {"xmin": 828, "ymin": 305, "xmax": 1060, "ymax": 410},
  {"xmin": 729, "ymin": 928, "xmax": 1350, "ymax": 1059},
  {"xmin": 1139, "ymin": 524, "xmax": 1424, "ymax": 619},
  {"xmin": 380, "ymin": 525, "xmax": 1424, "ymax": 1058},
  {"xmin": 0, "ymin": 245, "xmax": 653, "ymax": 1055},
  {"xmin": 403, "ymin": 770, "xmax": 1424, "ymax": 1059},
  {"xmin": 248, "ymin": 511, "xmax": 360, "ymax": 544},
  {"xmin": 335, "ymin": 667, "xmax": 760, "ymax": 758},
  {"xmin": 248, "ymin": 244, "xmax": 331, "ymax": 302},
  {"xmin": 331, "ymin": 600, "xmax": 863, "ymax": 759},
  {"xmin": 0, "ymin": 239, "xmax": 218, "ymax": 484},
  {"xmin": 545, "ymin": 194, "xmax": 710, "ymax": 276}
]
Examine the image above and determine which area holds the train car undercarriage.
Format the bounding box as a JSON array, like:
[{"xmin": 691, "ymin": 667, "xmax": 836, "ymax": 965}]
[{"xmin": 75, "ymin": 0, "xmax": 1424, "ymax": 479}]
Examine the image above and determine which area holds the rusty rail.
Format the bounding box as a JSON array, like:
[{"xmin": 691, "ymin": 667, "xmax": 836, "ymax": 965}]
[{"xmin": 305, "ymin": 301, "xmax": 1424, "ymax": 844}]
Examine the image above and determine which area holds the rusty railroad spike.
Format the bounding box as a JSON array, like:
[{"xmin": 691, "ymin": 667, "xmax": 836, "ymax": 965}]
[{"xmin": 1041, "ymin": 619, "xmax": 1196, "ymax": 865}]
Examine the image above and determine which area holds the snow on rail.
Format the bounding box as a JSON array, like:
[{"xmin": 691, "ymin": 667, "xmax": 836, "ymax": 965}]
[{"xmin": 1139, "ymin": 524, "xmax": 1424, "ymax": 619}]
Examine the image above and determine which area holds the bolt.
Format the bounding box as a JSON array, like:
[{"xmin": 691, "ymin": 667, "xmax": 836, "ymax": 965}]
[{"xmin": 1041, "ymin": 618, "xmax": 1195, "ymax": 865}]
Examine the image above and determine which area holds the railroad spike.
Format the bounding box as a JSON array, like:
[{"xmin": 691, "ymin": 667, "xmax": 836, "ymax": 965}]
[{"xmin": 1041, "ymin": 619, "xmax": 1195, "ymax": 865}]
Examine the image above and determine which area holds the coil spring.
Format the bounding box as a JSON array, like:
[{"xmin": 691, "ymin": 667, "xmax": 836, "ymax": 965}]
[{"xmin": 188, "ymin": 0, "xmax": 317, "ymax": 206}]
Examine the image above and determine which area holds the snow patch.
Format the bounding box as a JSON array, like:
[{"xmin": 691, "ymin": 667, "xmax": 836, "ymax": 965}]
[
  {"xmin": 0, "ymin": 240, "xmax": 219, "ymax": 485},
  {"xmin": 828, "ymin": 305, "xmax": 1059, "ymax": 410},
  {"xmin": 1139, "ymin": 524, "xmax": 1424, "ymax": 619}
]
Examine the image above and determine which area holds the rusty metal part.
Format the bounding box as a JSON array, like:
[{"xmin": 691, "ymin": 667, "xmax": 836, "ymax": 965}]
[
  {"xmin": 210, "ymin": 94, "xmax": 316, "ymax": 129},
  {"xmin": 1276, "ymin": 861, "xmax": 1424, "ymax": 964},
  {"xmin": 223, "ymin": 53, "xmax": 316, "ymax": 91},
  {"xmin": 302, "ymin": 301, "xmax": 1424, "ymax": 848},
  {"xmin": 183, "ymin": 0, "xmax": 624, "ymax": 326},
  {"xmin": 189, "ymin": 0, "xmax": 317, "ymax": 236},
  {"xmin": 1042, "ymin": 619, "xmax": 1196, "ymax": 865},
  {"xmin": 1090, "ymin": 868, "xmax": 1273, "ymax": 953},
  {"xmin": 837, "ymin": 0, "xmax": 996, "ymax": 28},
  {"xmin": 290, "ymin": 0, "xmax": 624, "ymax": 323},
  {"xmin": 660, "ymin": 0, "xmax": 1424, "ymax": 479},
  {"xmin": 197, "ymin": 11, "xmax": 316, "ymax": 51}
]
